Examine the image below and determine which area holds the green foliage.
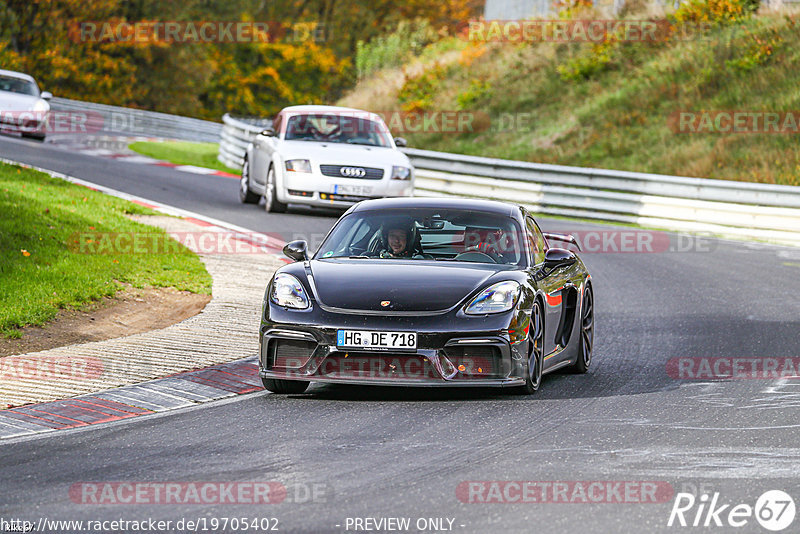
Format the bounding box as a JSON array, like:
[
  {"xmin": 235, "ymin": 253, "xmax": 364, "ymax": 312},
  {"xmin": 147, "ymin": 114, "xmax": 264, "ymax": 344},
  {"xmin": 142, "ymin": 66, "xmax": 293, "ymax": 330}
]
[
  {"xmin": 724, "ymin": 27, "xmax": 782, "ymax": 72},
  {"xmin": 456, "ymin": 79, "xmax": 491, "ymax": 109},
  {"xmin": 397, "ymin": 64, "xmax": 448, "ymax": 112},
  {"xmin": 355, "ymin": 19, "xmax": 439, "ymax": 78},
  {"xmin": 557, "ymin": 41, "xmax": 616, "ymax": 81},
  {"xmin": 671, "ymin": 0, "xmax": 752, "ymax": 25}
]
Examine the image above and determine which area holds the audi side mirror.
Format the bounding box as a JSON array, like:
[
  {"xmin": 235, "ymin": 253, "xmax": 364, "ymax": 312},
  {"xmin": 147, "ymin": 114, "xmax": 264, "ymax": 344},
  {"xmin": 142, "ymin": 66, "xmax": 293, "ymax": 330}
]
[
  {"xmin": 262, "ymin": 128, "xmax": 276, "ymax": 137},
  {"xmin": 283, "ymin": 240, "xmax": 309, "ymax": 262},
  {"xmin": 40, "ymin": 91, "xmax": 53, "ymax": 101},
  {"xmin": 394, "ymin": 137, "xmax": 407, "ymax": 147},
  {"xmin": 543, "ymin": 248, "xmax": 577, "ymax": 270}
]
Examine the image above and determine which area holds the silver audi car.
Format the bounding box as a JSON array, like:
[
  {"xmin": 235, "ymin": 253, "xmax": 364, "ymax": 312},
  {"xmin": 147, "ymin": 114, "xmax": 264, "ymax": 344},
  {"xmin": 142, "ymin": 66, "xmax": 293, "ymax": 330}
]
[
  {"xmin": 0, "ymin": 69, "xmax": 52, "ymax": 141},
  {"xmin": 239, "ymin": 105, "xmax": 414, "ymax": 212}
]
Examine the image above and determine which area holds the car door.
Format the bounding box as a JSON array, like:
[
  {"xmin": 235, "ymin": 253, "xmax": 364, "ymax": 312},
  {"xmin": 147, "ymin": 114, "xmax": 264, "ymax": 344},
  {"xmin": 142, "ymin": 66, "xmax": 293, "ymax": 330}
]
[
  {"xmin": 252, "ymin": 112, "xmax": 282, "ymax": 188},
  {"xmin": 526, "ymin": 216, "xmax": 571, "ymax": 365}
]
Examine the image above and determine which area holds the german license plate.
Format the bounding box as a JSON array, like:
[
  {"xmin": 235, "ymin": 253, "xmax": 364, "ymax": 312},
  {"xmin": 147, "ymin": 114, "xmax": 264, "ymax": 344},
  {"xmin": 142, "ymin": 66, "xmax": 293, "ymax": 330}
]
[
  {"xmin": 337, "ymin": 330, "xmax": 417, "ymax": 350},
  {"xmin": 333, "ymin": 184, "xmax": 372, "ymax": 196}
]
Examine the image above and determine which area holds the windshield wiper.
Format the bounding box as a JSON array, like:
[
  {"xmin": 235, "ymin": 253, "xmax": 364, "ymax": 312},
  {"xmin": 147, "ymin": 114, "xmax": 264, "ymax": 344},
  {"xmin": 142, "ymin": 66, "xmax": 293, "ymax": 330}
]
[{"xmin": 346, "ymin": 140, "xmax": 378, "ymax": 146}]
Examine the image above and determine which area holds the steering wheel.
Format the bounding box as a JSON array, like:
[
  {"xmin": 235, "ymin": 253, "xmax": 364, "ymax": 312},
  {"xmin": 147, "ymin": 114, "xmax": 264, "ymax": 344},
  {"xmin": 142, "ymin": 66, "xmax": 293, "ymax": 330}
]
[
  {"xmin": 463, "ymin": 246, "xmax": 503, "ymax": 263},
  {"xmin": 453, "ymin": 251, "xmax": 497, "ymax": 263}
]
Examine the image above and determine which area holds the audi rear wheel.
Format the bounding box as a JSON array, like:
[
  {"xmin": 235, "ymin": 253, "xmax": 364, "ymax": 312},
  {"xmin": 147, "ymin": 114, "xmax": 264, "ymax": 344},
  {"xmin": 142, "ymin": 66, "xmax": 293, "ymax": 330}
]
[{"xmin": 239, "ymin": 159, "xmax": 259, "ymax": 204}]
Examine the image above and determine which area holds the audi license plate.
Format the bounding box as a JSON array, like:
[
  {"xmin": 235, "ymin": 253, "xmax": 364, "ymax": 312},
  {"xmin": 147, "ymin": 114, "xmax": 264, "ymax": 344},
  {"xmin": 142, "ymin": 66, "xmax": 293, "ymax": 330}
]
[
  {"xmin": 333, "ymin": 184, "xmax": 372, "ymax": 196},
  {"xmin": 337, "ymin": 330, "xmax": 417, "ymax": 351}
]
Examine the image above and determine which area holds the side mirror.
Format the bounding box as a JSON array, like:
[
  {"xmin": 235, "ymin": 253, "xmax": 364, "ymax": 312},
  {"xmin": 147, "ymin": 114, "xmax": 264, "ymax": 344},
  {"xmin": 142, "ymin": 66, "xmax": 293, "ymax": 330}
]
[
  {"xmin": 283, "ymin": 240, "xmax": 309, "ymax": 262},
  {"xmin": 261, "ymin": 128, "xmax": 276, "ymax": 137},
  {"xmin": 40, "ymin": 91, "xmax": 52, "ymax": 100},
  {"xmin": 543, "ymin": 248, "xmax": 576, "ymax": 270},
  {"xmin": 394, "ymin": 137, "xmax": 407, "ymax": 147}
]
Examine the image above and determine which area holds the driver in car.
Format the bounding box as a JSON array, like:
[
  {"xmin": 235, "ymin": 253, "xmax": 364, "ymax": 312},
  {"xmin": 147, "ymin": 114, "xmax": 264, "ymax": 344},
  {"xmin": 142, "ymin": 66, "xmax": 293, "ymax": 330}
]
[{"xmin": 380, "ymin": 225, "xmax": 413, "ymax": 258}]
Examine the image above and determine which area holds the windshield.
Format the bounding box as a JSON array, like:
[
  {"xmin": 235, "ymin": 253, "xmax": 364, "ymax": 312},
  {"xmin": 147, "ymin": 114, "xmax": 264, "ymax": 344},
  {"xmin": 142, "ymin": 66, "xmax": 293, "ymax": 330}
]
[
  {"xmin": 284, "ymin": 113, "xmax": 392, "ymax": 147},
  {"xmin": 0, "ymin": 75, "xmax": 39, "ymax": 96},
  {"xmin": 315, "ymin": 208, "xmax": 526, "ymax": 266}
]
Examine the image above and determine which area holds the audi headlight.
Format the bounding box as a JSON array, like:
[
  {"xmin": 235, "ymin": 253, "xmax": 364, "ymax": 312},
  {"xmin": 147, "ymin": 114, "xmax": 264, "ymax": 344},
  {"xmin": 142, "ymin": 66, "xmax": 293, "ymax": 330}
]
[
  {"xmin": 464, "ymin": 281, "xmax": 520, "ymax": 315},
  {"xmin": 31, "ymin": 99, "xmax": 48, "ymax": 112},
  {"xmin": 270, "ymin": 273, "xmax": 310, "ymax": 309},
  {"xmin": 285, "ymin": 159, "xmax": 311, "ymax": 173},
  {"xmin": 390, "ymin": 166, "xmax": 411, "ymax": 180}
]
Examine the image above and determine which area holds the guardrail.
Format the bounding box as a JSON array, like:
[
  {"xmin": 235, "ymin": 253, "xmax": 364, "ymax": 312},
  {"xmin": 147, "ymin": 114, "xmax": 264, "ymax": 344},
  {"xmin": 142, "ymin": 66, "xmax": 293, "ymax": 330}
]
[
  {"xmin": 406, "ymin": 148, "xmax": 800, "ymax": 245},
  {"xmin": 50, "ymin": 97, "xmax": 222, "ymax": 142},
  {"xmin": 218, "ymin": 114, "xmax": 271, "ymax": 170},
  {"xmin": 217, "ymin": 115, "xmax": 800, "ymax": 246}
]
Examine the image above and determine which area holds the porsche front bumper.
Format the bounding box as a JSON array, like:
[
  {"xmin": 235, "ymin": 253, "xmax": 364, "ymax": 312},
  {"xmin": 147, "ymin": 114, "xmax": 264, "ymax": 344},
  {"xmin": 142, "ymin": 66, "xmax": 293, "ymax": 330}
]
[{"xmin": 258, "ymin": 317, "xmax": 528, "ymax": 388}]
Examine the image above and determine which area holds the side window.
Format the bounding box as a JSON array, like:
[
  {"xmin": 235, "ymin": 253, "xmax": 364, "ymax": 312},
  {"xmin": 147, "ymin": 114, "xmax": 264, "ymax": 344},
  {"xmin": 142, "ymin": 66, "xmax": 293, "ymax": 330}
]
[{"xmin": 526, "ymin": 217, "xmax": 547, "ymax": 265}]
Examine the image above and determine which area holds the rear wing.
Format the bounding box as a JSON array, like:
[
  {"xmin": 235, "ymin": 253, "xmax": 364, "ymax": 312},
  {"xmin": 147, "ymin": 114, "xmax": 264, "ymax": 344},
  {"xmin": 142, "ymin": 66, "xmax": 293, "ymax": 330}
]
[{"xmin": 543, "ymin": 232, "xmax": 582, "ymax": 252}]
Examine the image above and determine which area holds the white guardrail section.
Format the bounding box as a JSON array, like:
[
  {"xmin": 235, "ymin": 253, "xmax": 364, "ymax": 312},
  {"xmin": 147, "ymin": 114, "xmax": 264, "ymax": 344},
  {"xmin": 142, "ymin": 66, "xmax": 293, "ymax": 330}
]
[
  {"xmin": 218, "ymin": 113, "xmax": 271, "ymax": 170},
  {"xmin": 218, "ymin": 114, "xmax": 800, "ymax": 245},
  {"xmin": 50, "ymin": 97, "xmax": 222, "ymax": 142}
]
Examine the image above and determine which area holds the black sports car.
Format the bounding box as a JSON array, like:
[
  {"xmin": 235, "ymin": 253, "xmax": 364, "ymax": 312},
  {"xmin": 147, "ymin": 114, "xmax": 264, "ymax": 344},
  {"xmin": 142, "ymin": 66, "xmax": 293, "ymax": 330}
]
[{"xmin": 259, "ymin": 198, "xmax": 594, "ymax": 395}]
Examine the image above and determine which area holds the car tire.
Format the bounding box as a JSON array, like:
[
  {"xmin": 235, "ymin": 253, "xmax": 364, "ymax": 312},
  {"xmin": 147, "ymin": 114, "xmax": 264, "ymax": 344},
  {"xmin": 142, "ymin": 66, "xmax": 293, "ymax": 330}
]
[
  {"xmin": 567, "ymin": 284, "xmax": 593, "ymax": 374},
  {"xmin": 263, "ymin": 165, "xmax": 287, "ymax": 213},
  {"xmin": 239, "ymin": 158, "xmax": 260, "ymax": 204},
  {"xmin": 513, "ymin": 299, "xmax": 544, "ymax": 395},
  {"xmin": 261, "ymin": 377, "xmax": 309, "ymax": 394}
]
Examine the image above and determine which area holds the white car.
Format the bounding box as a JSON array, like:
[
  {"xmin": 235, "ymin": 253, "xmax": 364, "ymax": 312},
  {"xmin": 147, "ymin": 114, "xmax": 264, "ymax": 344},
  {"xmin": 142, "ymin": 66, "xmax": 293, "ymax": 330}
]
[
  {"xmin": 0, "ymin": 69, "xmax": 51, "ymax": 141},
  {"xmin": 239, "ymin": 105, "xmax": 414, "ymax": 212}
]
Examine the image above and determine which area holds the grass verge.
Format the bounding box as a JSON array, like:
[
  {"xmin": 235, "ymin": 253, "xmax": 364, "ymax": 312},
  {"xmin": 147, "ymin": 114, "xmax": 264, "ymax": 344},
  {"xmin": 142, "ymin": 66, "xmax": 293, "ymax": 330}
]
[
  {"xmin": 0, "ymin": 162, "xmax": 212, "ymax": 338},
  {"xmin": 129, "ymin": 141, "xmax": 240, "ymax": 174}
]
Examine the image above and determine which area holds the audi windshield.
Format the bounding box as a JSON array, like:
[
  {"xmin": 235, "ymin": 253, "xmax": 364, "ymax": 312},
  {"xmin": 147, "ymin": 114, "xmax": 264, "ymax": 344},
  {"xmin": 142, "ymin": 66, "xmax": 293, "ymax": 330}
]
[{"xmin": 284, "ymin": 113, "xmax": 393, "ymax": 147}]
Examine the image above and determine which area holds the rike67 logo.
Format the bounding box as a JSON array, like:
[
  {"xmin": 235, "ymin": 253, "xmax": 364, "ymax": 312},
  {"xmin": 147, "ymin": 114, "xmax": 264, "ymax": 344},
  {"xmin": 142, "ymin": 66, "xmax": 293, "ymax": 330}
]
[{"xmin": 668, "ymin": 490, "xmax": 796, "ymax": 531}]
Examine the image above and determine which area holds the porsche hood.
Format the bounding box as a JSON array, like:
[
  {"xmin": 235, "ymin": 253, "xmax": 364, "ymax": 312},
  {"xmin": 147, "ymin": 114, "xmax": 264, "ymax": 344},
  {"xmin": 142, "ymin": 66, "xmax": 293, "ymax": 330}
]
[{"xmin": 302, "ymin": 259, "xmax": 511, "ymax": 313}]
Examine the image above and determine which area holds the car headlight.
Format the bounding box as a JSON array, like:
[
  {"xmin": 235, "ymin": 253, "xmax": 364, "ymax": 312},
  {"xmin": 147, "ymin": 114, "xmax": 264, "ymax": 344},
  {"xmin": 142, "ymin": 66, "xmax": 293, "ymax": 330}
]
[
  {"xmin": 270, "ymin": 273, "xmax": 310, "ymax": 309},
  {"xmin": 391, "ymin": 166, "xmax": 411, "ymax": 180},
  {"xmin": 285, "ymin": 159, "xmax": 311, "ymax": 173},
  {"xmin": 31, "ymin": 100, "xmax": 48, "ymax": 112},
  {"xmin": 464, "ymin": 281, "xmax": 520, "ymax": 315}
]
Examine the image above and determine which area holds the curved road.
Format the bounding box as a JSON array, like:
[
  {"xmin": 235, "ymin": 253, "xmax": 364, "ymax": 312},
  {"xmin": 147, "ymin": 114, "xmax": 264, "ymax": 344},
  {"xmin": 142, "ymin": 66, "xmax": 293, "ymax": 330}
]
[{"xmin": 1, "ymin": 134, "xmax": 800, "ymax": 533}]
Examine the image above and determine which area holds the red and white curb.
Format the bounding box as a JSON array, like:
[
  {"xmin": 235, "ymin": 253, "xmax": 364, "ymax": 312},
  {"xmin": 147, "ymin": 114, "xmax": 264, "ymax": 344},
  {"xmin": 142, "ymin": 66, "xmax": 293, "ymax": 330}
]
[{"xmin": 0, "ymin": 357, "xmax": 261, "ymax": 439}]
